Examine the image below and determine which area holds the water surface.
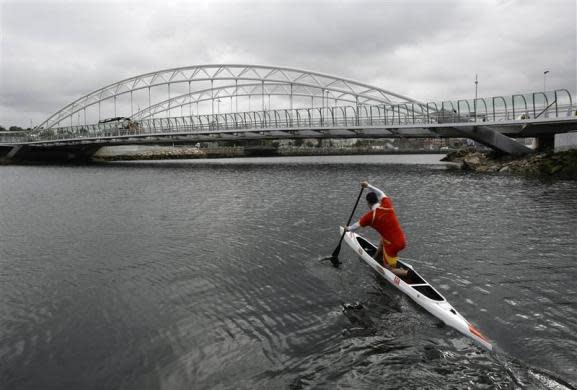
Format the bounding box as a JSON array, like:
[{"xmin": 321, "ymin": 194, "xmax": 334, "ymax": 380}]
[{"xmin": 1, "ymin": 154, "xmax": 576, "ymax": 389}]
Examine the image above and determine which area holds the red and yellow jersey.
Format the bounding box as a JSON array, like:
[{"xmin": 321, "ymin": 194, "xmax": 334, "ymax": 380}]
[{"xmin": 359, "ymin": 196, "xmax": 406, "ymax": 247}]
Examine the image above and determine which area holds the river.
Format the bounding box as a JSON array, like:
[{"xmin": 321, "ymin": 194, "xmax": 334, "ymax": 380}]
[{"xmin": 1, "ymin": 154, "xmax": 576, "ymax": 389}]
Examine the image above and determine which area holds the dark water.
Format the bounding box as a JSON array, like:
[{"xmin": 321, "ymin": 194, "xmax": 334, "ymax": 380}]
[{"xmin": 1, "ymin": 155, "xmax": 576, "ymax": 389}]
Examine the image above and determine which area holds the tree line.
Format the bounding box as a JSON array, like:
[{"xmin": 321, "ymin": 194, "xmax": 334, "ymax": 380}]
[{"xmin": 0, "ymin": 126, "xmax": 32, "ymax": 132}]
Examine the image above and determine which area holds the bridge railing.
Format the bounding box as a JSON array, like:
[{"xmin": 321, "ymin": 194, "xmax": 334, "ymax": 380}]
[{"xmin": 3, "ymin": 89, "xmax": 576, "ymax": 145}]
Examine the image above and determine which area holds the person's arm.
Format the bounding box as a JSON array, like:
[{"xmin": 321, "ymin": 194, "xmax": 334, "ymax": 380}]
[
  {"xmin": 361, "ymin": 181, "xmax": 386, "ymax": 200},
  {"xmin": 346, "ymin": 210, "xmax": 372, "ymax": 231},
  {"xmin": 345, "ymin": 222, "xmax": 361, "ymax": 232}
]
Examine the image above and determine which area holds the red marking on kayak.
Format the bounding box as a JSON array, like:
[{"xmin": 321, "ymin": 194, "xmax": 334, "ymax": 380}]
[
  {"xmin": 468, "ymin": 323, "xmax": 489, "ymax": 342},
  {"xmin": 393, "ymin": 276, "xmax": 400, "ymax": 285}
]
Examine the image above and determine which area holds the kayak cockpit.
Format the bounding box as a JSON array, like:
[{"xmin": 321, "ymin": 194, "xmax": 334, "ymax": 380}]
[
  {"xmin": 356, "ymin": 236, "xmax": 377, "ymax": 257},
  {"xmin": 355, "ymin": 235, "xmax": 445, "ymax": 301},
  {"xmin": 355, "ymin": 236, "xmax": 424, "ymax": 282},
  {"xmin": 411, "ymin": 285, "xmax": 444, "ymax": 301}
]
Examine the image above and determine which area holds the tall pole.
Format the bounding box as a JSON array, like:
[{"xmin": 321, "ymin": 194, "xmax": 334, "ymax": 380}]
[
  {"xmin": 474, "ymin": 74, "xmax": 478, "ymax": 122},
  {"xmin": 544, "ymin": 70, "xmax": 550, "ymax": 91}
]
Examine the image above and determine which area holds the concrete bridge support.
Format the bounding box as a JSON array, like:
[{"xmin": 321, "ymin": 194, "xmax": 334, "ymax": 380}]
[
  {"xmin": 449, "ymin": 125, "xmax": 533, "ymax": 156},
  {"xmin": 535, "ymin": 134, "xmax": 555, "ymax": 152},
  {"xmin": 6, "ymin": 145, "xmax": 24, "ymax": 159}
]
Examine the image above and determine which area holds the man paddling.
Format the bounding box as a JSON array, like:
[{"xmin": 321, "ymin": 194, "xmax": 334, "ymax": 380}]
[{"xmin": 345, "ymin": 181, "xmax": 408, "ymax": 278}]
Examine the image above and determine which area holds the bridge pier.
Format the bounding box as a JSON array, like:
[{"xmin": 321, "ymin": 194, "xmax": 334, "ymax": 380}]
[
  {"xmin": 534, "ymin": 134, "xmax": 555, "ymax": 152},
  {"xmin": 449, "ymin": 125, "xmax": 533, "ymax": 156}
]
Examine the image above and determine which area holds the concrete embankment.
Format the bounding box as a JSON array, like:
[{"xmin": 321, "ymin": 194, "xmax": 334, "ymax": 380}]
[
  {"xmin": 93, "ymin": 145, "xmax": 244, "ymax": 161},
  {"xmin": 92, "ymin": 145, "xmax": 449, "ymax": 162},
  {"xmin": 442, "ymin": 149, "xmax": 577, "ymax": 179}
]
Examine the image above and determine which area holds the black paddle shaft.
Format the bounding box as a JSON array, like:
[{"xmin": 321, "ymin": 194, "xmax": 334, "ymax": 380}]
[{"xmin": 330, "ymin": 187, "xmax": 364, "ymax": 266}]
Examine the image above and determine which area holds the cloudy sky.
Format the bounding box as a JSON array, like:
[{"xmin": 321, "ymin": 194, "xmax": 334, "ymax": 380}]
[{"xmin": 1, "ymin": 0, "xmax": 575, "ymax": 127}]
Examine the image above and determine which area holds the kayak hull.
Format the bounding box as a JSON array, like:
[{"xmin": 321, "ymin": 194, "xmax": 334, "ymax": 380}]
[{"xmin": 340, "ymin": 227, "xmax": 492, "ymax": 351}]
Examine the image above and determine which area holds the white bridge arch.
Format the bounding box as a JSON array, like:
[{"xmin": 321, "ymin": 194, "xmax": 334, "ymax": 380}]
[
  {"xmin": 35, "ymin": 64, "xmax": 421, "ymax": 130},
  {"xmin": 20, "ymin": 64, "xmax": 575, "ymax": 158}
]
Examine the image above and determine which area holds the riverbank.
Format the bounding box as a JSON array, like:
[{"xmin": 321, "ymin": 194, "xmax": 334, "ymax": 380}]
[{"xmin": 442, "ymin": 148, "xmax": 577, "ymax": 179}]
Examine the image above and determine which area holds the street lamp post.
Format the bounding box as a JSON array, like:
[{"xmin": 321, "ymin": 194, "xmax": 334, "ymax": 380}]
[
  {"xmin": 544, "ymin": 70, "xmax": 550, "ymax": 91},
  {"xmin": 474, "ymin": 74, "xmax": 478, "ymax": 122}
]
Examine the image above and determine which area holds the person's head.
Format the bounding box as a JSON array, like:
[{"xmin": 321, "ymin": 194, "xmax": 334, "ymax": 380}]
[{"xmin": 366, "ymin": 192, "xmax": 378, "ymax": 208}]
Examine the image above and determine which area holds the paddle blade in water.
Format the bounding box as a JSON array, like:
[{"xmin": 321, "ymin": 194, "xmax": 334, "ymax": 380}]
[
  {"xmin": 329, "ymin": 245, "xmax": 341, "ymax": 267},
  {"xmin": 319, "ymin": 254, "xmax": 341, "ymax": 267},
  {"xmin": 330, "ymin": 256, "xmax": 341, "ymax": 267}
]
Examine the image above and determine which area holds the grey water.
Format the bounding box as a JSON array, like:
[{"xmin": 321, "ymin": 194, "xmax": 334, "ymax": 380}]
[{"xmin": 1, "ymin": 154, "xmax": 576, "ymax": 389}]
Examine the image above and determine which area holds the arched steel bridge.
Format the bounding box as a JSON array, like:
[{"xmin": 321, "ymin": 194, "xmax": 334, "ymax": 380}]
[
  {"xmin": 36, "ymin": 64, "xmax": 420, "ymax": 130},
  {"xmin": 1, "ymin": 64, "xmax": 577, "ymax": 160}
]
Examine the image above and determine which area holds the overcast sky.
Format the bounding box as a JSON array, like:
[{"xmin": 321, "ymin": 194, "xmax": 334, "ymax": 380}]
[{"xmin": 1, "ymin": 0, "xmax": 575, "ymax": 127}]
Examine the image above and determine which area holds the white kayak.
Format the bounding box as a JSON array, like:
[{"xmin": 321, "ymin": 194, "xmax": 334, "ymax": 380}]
[{"xmin": 340, "ymin": 227, "xmax": 493, "ymax": 351}]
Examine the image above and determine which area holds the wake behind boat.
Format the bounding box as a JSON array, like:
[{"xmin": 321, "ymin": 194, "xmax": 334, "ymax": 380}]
[{"xmin": 339, "ymin": 227, "xmax": 493, "ymax": 351}]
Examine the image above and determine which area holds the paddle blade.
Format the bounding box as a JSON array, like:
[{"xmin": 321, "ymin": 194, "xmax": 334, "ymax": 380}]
[
  {"xmin": 330, "ymin": 257, "xmax": 341, "ymax": 267},
  {"xmin": 331, "ymin": 244, "xmax": 341, "ymax": 258},
  {"xmin": 330, "ymin": 245, "xmax": 342, "ymax": 267},
  {"xmin": 319, "ymin": 255, "xmax": 340, "ymax": 267}
]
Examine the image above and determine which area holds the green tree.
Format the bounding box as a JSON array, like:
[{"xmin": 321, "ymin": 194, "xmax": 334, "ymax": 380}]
[{"xmin": 0, "ymin": 125, "xmax": 5, "ymax": 131}]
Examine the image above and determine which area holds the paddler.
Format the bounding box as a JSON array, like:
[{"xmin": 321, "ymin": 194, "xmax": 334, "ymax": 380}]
[{"xmin": 345, "ymin": 181, "xmax": 408, "ymax": 278}]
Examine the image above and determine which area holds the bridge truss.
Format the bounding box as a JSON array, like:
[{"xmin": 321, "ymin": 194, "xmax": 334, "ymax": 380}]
[{"xmin": 35, "ymin": 64, "xmax": 420, "ymax": 131}]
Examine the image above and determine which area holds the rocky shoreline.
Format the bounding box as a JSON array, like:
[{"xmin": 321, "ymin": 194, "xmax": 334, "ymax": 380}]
[
  {"xmin": 92, "ymin": 146, "xmax": 449, "ymax": 162},
  {"xmin": 442, "ymin": 148, "xmax": 577, "ymax": 179},
  {"xmin": 92, "ymin": 146, "xmax": 244, "ymax": 161}
]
